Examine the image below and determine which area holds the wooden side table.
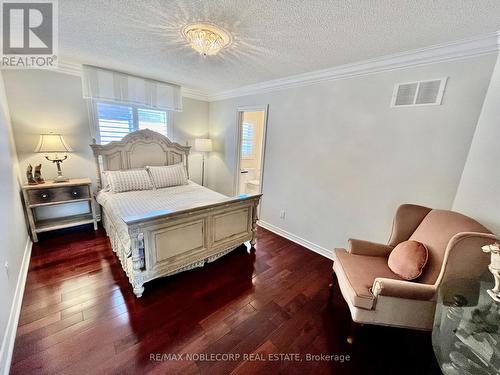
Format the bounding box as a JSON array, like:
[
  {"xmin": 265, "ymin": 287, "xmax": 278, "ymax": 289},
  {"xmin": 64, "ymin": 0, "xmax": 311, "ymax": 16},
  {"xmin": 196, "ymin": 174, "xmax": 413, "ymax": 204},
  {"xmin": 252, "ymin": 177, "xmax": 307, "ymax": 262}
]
[{"xmin": 22, "ymin": 178, "xmax": 98, "ymax": 242}]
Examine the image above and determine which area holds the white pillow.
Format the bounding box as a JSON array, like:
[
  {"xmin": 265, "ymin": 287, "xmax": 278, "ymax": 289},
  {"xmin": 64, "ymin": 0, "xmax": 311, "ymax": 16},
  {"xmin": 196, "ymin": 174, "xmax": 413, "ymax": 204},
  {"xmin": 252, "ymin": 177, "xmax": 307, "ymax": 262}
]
[
  {"xmin": 146, "ymin": 164, "xmax": 188, "ymax": 189},
  {"xmin": 104, "ymin": 169, "xmax": 153, "ymax": 193}
]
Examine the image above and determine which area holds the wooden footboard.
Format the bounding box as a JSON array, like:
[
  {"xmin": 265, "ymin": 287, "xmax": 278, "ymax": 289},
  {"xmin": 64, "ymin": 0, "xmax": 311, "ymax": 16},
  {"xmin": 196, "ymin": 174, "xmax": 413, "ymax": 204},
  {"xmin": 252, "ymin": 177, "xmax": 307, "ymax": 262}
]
[{"xmin": 124, "ymin": 194, "xmax": 261, "ymax": 297}]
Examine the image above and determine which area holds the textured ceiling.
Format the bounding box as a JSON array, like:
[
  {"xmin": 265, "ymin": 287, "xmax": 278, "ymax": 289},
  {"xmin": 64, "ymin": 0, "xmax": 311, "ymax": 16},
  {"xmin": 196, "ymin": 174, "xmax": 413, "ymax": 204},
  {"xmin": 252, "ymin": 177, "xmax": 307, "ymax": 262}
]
[{"xmin": 59, "ymin": 0, "xmax": 500, "ymax": 92}]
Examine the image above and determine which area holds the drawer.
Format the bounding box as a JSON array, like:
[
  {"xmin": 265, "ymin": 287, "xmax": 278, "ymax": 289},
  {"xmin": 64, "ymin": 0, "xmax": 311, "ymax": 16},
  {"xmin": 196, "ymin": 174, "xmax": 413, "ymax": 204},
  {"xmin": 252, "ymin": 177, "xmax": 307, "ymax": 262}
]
[{"xmin": 27, "ymin": 185, "xmax": 90, "ymax": 205}]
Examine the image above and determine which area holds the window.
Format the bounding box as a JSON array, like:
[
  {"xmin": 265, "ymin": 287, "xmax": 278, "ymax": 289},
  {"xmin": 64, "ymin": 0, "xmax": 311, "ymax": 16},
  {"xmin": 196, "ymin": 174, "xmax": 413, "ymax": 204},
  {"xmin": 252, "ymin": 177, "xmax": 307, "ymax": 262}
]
[
  {"xmin": 95, "ymin": 102, "xmax": 168, "ymax": 144},
  {"xmin": 138, "ymin": 108, "xmax": 168, "ymax": 133},
  {"xmin": 241, "ymin": 122, "xmax": 255, "ymax": 158}
]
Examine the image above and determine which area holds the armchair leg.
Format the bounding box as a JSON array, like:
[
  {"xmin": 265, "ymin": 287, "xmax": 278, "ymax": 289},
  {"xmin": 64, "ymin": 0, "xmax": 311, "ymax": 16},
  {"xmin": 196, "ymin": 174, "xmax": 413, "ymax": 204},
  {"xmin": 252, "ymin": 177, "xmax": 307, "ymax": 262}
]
[
  {"xmin": 347, "ymin": 321, "xmax": 363, "ymax": 345},
  {"xmin": 328, "ymin": 270, "xmax": 336, "ymax": 295}
]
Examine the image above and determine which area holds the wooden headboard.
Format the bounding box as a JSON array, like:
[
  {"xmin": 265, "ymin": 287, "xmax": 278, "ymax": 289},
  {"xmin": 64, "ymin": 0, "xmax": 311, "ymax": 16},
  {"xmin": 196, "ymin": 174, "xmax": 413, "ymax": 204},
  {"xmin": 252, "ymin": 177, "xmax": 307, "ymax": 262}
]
[{"xmin": 90, "ymin": 129, "xmax": 190, "ymax": 190}]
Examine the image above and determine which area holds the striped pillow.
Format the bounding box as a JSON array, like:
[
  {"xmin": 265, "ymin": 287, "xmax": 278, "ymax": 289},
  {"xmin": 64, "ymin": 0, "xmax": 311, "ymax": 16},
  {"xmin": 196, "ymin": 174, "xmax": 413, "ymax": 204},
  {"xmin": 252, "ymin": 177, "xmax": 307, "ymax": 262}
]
[
  {"xmin": 105, "ymin": 169, "xmax": 153, "ymax": 193},
  {"xmin": 146, "ymin": 164, "xmax": 188, "ymax": 189}
]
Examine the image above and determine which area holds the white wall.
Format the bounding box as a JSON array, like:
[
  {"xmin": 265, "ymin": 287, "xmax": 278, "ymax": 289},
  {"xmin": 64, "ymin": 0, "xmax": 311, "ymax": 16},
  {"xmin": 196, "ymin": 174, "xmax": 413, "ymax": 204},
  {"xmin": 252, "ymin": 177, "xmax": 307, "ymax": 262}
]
[
  {"xmin": 453, "ymin": 54, "xmax": 500, "ymax": 234},
  {"xmin": 173, "ymin": 97, "xmax": 210, "ymax": 184},
  {"xmin": 0, "ymin": 71, "xmax": 29, "ymax": 373},
  {"xmin": 3, "ymin": 70, "xmax": 209, "ymax": 218},
  {"xmin": 208, "ymin": 55, "xmax": 497, "ymax": 251}
]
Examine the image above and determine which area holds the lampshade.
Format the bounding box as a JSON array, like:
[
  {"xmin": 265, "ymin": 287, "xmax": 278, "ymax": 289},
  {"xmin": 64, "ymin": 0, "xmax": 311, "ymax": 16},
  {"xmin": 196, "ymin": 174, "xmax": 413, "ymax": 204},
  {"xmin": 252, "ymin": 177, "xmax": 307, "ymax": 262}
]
[
  {"xmin": 34, "ymin": 134, "xmax": 72, "ymax": 153},
  {"xmin": 194, "ymin": 138, "xmax": 213, "ymax": 152}
]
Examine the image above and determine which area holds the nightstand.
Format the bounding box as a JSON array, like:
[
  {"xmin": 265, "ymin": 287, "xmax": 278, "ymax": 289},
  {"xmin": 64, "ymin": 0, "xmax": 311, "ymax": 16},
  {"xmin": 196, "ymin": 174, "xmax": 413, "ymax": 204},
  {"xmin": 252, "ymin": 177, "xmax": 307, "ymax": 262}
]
[{"xmin": 22, "ymin": 178, "xmax": 98, "ymax": 242}]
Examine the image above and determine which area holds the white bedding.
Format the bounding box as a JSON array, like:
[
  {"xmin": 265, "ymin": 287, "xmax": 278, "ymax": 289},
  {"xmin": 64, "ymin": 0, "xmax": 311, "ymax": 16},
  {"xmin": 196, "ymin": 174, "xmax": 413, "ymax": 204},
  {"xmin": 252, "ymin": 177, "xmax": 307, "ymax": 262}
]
[{"xmin": 97, "ymin": 181, "xmax": 228, "ymax": 256}]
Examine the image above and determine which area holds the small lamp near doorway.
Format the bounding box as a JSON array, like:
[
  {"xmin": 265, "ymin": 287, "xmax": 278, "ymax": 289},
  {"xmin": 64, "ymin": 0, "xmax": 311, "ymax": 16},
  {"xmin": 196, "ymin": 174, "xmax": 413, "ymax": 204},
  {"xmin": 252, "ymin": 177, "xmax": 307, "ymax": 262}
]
[
  {"xmin": 194, "ymin": 138, "xmax": 212, "ymax": 186},
  {"xmin": 35, "ymin": 133, "xmax": 72, "ymax": 183}
]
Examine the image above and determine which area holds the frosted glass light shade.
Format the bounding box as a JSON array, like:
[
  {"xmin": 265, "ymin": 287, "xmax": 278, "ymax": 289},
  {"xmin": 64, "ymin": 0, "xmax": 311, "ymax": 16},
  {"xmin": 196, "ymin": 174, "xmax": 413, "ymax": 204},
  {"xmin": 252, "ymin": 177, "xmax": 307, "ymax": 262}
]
[
  {"xmin": 34, "ymin": 134, "xmax": 72, "ymax": 153},
  {"xmin": 182, "ymin": 23, "xmax": 232, "ymax": 56},
  {"xmin": 194, "ymin": 138, "xmax": 213, "ymax": 152}
]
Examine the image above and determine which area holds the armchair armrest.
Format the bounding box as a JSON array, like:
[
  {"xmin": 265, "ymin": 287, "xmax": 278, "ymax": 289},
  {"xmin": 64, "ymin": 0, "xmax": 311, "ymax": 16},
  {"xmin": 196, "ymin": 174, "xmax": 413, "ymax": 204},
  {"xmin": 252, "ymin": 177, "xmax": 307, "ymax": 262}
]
[
  {"xmin": 372, "ymin": 278, "xmax": 437, "ymax": 301},
  {"xmin": 348, "ymin": 239, "xmax": 394, "ymax": 257},
  {"xmin": 437, "ymin": 232, "xmax": 499, "ymax": 285}
]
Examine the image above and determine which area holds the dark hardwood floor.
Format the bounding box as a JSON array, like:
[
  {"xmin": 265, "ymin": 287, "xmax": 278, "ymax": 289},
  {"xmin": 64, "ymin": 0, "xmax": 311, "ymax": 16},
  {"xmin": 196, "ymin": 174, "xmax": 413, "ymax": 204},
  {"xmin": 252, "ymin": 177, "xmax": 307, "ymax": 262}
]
[{"xmin": 10, "ymin": 225, "xmax": 439, "ymax": 374}]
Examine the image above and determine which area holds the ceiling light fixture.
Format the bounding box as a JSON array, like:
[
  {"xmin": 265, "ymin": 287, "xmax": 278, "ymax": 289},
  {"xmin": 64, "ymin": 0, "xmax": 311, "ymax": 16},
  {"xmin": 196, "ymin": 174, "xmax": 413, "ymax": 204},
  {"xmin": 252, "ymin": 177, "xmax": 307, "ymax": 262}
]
[{"xmin": 182, "ymin": 22, "xmax": 232, "ymax": 56}]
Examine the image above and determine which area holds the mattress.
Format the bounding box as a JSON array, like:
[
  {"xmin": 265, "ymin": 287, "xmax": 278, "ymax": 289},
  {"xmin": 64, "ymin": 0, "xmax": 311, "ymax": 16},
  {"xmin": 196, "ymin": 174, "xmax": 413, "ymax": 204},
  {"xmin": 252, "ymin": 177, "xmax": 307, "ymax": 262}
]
[{"xmin": 96, "ymin": 181, "xmax": 228, "ymax": 256}]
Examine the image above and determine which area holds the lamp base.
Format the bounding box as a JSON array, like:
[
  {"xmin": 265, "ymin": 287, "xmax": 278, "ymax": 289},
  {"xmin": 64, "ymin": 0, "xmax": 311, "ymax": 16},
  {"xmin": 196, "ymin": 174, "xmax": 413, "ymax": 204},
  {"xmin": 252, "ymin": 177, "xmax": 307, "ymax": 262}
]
[
  {"xmin": 53, "ymin": 175, "xmax": 69, "ymax": 183},
  {"xmin": 46, "ymin": 156, "xmax": 69, "ymax": 183}
]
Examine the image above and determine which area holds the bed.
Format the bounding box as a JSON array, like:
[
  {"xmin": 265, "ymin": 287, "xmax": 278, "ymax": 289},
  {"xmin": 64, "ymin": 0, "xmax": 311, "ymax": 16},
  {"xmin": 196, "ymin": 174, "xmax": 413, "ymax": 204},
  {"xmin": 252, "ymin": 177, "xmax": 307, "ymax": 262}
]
[{"xmin": 90, "ymin": 129, "xmax": 261, "ymax": 297}]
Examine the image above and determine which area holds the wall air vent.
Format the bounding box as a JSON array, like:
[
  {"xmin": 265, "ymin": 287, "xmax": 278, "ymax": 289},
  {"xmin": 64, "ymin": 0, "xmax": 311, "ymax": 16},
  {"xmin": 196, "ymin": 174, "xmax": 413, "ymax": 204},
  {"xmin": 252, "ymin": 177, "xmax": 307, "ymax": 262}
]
[{"xmin": 391, "ymin": 78, "xmax": 447, "ymax": 107}]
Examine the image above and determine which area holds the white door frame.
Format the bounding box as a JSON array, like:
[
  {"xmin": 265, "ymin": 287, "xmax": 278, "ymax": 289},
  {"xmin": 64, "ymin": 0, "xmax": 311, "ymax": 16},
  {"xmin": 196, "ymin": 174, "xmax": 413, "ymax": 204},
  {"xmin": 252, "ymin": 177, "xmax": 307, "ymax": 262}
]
[{"xmin": 233, "ymin": 105, "xmax": 269, "ymax": 197}]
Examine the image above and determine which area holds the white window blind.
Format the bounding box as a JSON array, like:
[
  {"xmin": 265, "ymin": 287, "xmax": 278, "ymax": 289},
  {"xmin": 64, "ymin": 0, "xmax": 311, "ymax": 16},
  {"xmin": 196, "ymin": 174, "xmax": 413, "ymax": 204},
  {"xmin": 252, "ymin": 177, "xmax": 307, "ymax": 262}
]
[
  {"xmin": 96, "ymin": 102, "xmax": 168, "ymax": 144},
  {"xmin": 138, "ymin": 108, "xmax": 168, "ymax": 134},
  {"xmin": 82, "ymin": 65, "xmax": 182, "ymax": 111},
  {"xmin": 241, "ymin": 122, "xmax": 255, "ymax": 158}
]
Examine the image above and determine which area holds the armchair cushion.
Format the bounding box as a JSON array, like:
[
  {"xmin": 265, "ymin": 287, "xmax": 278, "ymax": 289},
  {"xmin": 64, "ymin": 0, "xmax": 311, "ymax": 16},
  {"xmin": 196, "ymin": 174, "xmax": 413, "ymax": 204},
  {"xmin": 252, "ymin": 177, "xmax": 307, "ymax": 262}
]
[
  {"xmin": 348, "ymin": 239, "xmax": 394, "ymax": 257},
  {"xmin": 333, "ymin": 249, "xmax": 402, "ymax": 309},
  {"xmin": 372, "ymin": 278, "xmax": 437, "ymax": 301}
]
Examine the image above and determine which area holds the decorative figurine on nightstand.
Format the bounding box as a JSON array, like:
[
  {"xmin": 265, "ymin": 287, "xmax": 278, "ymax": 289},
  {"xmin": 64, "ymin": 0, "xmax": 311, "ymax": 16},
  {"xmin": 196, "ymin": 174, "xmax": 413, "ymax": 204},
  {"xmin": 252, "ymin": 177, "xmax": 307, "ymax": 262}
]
[
  {"xmin": 26, "ymin": 164, "xmax": 37, "ymax": 185},
  {"xmin": 482, "ymin": 243, "xmax": 500, "ymax": 302},
  {"xmin": 34, "ymin": 164, "xmax": 45, "ymax": 184}
]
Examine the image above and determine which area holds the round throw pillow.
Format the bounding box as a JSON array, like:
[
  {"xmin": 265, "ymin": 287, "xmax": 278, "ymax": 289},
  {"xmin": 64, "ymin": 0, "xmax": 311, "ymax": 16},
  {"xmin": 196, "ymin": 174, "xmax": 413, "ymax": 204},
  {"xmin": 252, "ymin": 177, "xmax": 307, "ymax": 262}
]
[{"xmin": 388, "ymin": 240, "xmax": 428, "ymax": 280}]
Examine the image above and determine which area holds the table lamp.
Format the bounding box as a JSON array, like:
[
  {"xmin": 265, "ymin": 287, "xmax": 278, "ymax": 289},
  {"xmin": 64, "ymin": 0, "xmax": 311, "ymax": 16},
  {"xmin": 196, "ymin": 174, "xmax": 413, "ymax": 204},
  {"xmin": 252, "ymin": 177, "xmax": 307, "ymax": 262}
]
[
  {"xmin": 194, "ymin": 138, "xmax": 212, "ymax": 186},
  {"xmin": 34, "ymin": 133, "xmax": 72, "ymax": 183}
]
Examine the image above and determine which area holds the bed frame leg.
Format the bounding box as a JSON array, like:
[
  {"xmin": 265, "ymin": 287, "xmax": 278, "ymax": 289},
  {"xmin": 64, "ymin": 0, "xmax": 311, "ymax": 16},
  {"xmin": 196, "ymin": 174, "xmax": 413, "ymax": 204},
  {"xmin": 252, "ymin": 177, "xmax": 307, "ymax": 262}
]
[
  {"xmin": 250, "ymin": 237, "xmax": 257, "ymax": 250},
  {"xmin": 133, "ymin": 284, "xmax": 144, "ymax": 298},
  {"xmin": 250, "ymin": 205, "xmax": 258, "ymax": 250}
]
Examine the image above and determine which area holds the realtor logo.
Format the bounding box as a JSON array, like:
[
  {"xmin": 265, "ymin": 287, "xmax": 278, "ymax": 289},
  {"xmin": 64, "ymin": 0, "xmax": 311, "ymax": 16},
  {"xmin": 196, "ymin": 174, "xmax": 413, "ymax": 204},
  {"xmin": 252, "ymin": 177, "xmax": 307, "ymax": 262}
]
[{"xmin": 1, "ymin": 0, "xmax": 58, "ymax": 68}]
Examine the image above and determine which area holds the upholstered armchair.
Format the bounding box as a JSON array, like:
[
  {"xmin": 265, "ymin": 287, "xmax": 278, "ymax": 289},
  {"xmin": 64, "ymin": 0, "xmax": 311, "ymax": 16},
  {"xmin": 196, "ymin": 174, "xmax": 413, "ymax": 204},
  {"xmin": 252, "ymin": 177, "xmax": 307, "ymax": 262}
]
[{"xmin": 332, "ymin": 204, "xmax": 497, "ymax": 331}]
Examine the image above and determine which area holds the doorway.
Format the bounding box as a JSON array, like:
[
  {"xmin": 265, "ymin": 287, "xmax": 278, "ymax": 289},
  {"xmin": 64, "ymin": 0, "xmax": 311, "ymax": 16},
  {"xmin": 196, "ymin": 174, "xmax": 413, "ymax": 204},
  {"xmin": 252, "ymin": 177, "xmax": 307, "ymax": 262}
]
[{"xmin": 235, "ymin": 106, "xmax": 268, "ymax": 197}]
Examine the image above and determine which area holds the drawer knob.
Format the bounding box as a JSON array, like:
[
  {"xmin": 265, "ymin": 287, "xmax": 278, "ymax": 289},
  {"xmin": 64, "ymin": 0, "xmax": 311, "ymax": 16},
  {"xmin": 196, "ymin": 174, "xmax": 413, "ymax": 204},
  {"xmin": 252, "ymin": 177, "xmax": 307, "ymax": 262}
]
[
  {"xmin": 41, "ymin": 193, "xmax": 48, "ymax": 199},
  {"xmin": 72, "ymin": 191, "xmax": 79, "ymax": 197}
]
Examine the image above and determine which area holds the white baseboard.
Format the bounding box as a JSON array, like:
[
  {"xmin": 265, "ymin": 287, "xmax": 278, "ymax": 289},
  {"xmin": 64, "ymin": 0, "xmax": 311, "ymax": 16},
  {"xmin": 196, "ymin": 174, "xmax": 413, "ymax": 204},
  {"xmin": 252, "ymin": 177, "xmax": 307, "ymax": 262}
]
[
  {"xmin": 0, "ymin": 236, "xmax": 32, "ymax": 375},
  {"xmin": 257, "ymin": 220, "xmax": 333, "ymax": 260}
]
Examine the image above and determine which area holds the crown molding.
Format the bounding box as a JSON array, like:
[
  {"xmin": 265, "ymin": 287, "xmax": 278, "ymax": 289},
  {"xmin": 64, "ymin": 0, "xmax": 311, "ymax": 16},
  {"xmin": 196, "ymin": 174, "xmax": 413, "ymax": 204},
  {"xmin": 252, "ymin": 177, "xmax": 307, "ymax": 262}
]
[
  {"xmin": 210, "ymin": 31, "xmax": 500, "ymax": 101},
  {"xmin": 181, "ymin": 87, "xmax": 214, "ymax": 102},
  {"xmin": 46, "ymin": 31, "xmax": 500, "ymax": 102}
]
